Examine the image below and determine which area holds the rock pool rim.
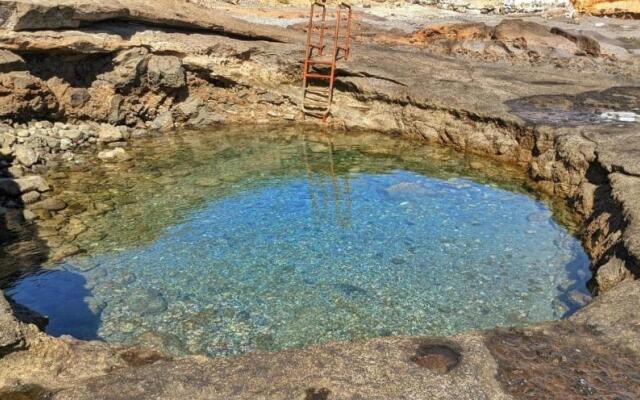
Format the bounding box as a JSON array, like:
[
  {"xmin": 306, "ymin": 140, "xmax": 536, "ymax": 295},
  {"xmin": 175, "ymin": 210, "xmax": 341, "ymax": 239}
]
[
  {"xmin": 3, "ymin": 124, "xmax": 595, "ymax": 344},
  {"xmin": 0, "ymin": 116, "xmax": 638, "ymax": 398},
  {"xmin": 2, "ymin": 128, "xmax": 591, "ymax": 356}
]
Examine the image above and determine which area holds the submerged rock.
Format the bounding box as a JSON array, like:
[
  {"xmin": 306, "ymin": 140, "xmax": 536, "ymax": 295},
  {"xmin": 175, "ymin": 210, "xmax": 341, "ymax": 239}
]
[
  {"xmin": 30, "ymin": 197, "xmax": 67, "ymax": 211},
  {"xmin": 128, "ymin": 289, "xmax": 168, "ymax": 316},
  {"xmin": 97, "ymin": 125, "xmax": 126, "ymax": 144},
  {"xmin": 149, "ymin": 112, "xmax": 174, "ymax": 132},
  {"xmin": 50, "ymin": 243, "xmax": 82, "ymax": 261},
  {"xmin": 384, "ymin": 182, "xmax": 429, "ymax": 198},
  {"xmin": 135, "ymin": 330, "xmax": 186, "ymax": 355},
  {"xmin": 98, "ymin": 147, "xmax": 131, "ymax": 162},
  {"xmin": 85, "ymin": 297, "xmax": 107, "ymax": 315},
  {"xmin": 14, "ymin": 145, "xmax": 38, "ymax": 167}
]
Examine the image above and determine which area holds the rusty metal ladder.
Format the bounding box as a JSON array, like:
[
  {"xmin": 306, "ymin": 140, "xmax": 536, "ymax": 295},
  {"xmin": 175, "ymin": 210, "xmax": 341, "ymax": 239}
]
[{"xmin": 301, "ymin": 1, "xmax": 352, "ymax": 121}]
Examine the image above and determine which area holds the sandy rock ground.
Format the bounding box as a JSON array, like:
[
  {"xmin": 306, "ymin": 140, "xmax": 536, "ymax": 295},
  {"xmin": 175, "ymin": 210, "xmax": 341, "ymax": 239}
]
[{"xmin": 0, "ymin": 0, "xmax": 639, "ymax": 398}]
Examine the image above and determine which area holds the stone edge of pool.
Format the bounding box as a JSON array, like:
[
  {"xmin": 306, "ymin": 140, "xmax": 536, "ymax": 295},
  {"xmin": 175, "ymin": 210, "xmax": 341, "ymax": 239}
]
[{"xmin": 0, "ymin": 3, "xmax": 639, "ymax": 398}]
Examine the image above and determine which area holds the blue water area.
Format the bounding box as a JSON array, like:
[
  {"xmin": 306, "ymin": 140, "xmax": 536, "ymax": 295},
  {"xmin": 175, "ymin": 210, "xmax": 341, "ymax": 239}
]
[
  {"xmin": 5, "ymin": 136, "xmax": 591, "ymax": 357},
  {"xmin": 7, "ymin": 269, "xmax": 99, "ymax": 340}
]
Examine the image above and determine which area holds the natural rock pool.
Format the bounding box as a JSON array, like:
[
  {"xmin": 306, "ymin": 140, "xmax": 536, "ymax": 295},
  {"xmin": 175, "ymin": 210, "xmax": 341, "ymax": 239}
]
[{"xmin": 4, "ymin": 127, "xmax": 591, "ymax": 357}]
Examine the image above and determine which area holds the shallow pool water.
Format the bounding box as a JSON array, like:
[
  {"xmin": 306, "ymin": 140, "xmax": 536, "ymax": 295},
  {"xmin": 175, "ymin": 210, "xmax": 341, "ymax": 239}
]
[{"xmin": 5, "ymin": 127, "xmax": 590, "ymax": 356}]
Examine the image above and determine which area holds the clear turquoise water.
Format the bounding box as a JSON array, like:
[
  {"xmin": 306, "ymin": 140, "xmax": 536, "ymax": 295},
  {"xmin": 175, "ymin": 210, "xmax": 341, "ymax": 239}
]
[{"xmin": 5, "ymin": 130, "xmax": 590, "ymax": 357}]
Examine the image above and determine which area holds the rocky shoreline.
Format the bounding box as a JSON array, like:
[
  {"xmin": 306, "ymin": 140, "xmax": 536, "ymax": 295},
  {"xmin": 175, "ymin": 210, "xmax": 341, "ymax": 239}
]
[{"xmin": 0, "ymin": 0, "xmax": 639, "ymax": 398}]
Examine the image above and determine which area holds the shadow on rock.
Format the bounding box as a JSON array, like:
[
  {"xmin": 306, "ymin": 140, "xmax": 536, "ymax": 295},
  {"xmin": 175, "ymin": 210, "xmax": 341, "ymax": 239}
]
[
  {"xmin": 1, "ymin": 129, "xmax": 105, "ymax": 343},
  {"xmin": 0, "ymin": 154, "xmax": 50, "ymax": 285},
  {"xmin": 0, "ymin": 384, "xmax": 54, "ymax": 400}
]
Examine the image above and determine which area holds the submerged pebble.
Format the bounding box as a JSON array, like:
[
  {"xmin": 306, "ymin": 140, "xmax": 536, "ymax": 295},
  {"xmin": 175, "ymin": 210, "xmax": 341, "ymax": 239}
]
[{"xmin": 128, "ymin": 288, "xmax": 168, "ymax": 316}]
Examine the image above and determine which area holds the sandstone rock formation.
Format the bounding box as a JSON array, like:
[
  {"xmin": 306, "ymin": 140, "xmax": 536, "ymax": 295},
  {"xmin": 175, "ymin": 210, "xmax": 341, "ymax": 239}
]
[
  {"xmin": 572, "ymin": 0, "xmax": 640, "ymax": 16},
  {"xmin": 0, "ymin": 0, "xmax": 294, "ymax": 41},
  {"xmin": 0, "ymin": 71, "xmax": 58, "ymax": 121},
  {"xmin": 386, "ymin": 18, "xmax": 634, "ymax": 68}
]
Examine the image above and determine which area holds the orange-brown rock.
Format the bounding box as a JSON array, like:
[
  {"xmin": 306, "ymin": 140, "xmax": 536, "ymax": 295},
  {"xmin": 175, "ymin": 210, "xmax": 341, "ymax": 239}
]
[
  {"xmin": 409, "ymin": 22, "xmax": 494, "ymax": 44},
  {"xmin": 0, "ymin": 72, "xmax": 58, "ymax": 121},
  {"xmin": 572, "ymin": 0, "xmax": 640, "ymax": 17}
]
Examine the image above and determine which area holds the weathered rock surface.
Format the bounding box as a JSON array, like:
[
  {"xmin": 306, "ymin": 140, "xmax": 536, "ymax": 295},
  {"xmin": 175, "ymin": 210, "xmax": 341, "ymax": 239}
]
[
  {"xmin": 0, "ymin": 49, "xmax": 24, "ymax": 73},
  {"xmin": 572, "ymin": 0, "xmax": 640, "ymax": 16},
  {"xmin": 0, "ymin": 0, "xmax": 297, "ymax": 42},
  {"xmin": 144, "ymin": 55, "xmax": 186, "ymax": 90},
  {"xmin": 0, "ymin": 293, "xmax": 25, "ymax": 352},
  {"xmin": 384, "ymin": 18, "xmax": 634, "ymax": 70},
  {"xmin": 97, "ymin": 147, "xmax": 131, "ymax": 161},
  {"xmin": 0, "ymin": 72, "xmax": 58, "ymax": 121},
  {"xmin": 148, "ymin": 111, "xmax": 174, "ymax": 132},
  {"xmin": 572, "ymin": 279, "xmax": 640, "ymax": 353}
]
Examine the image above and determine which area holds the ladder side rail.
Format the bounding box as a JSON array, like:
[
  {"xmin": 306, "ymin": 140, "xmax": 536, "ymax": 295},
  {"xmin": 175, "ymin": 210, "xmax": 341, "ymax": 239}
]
[
  {"xmin": 302, "ymin": 2, "xmax": 316, "ymax": 88},
  {"xmin": 344, "ymin": 4, "xmax": 352, "ymax": 60},
  {"xmin": 303, "ymin": 1, "xmax": 328, "ymax": 108},
  {"xmin": 318, "ymin": 4, "xmax": 327, "ymax": 57},
  {"xmin": 324, "ymin": 5, "xmax": 342, "ymax": 121},
  {"xmin": 336, "ymin": 3, "xmax": 352, "ymax": 61}
]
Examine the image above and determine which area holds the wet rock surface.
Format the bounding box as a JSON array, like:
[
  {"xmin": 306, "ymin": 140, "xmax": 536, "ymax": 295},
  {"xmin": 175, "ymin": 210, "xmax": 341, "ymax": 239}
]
[
  {"xmin": 507, "ymin": 86, "xmax": 640, "ymax": 125},
  {"xmin": 486, "ymin": 322, "xmax": 640, "ymax": 399},
  {"xmin": 411, "ymin": 342, "xmax": 462, "ymax": 374}
]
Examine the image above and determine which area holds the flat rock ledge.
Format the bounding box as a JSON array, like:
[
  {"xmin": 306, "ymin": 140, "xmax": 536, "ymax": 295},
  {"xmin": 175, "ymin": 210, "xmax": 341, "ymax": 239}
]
[{"xmin": 0, "ymin": 1, "xmax": 639, "ymax": 398}]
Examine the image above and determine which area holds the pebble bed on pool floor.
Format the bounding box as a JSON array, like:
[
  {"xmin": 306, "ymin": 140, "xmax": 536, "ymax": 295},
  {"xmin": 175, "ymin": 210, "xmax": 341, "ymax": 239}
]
[{"xmin": 6, "ymin": 128, "xmax": 591, "ymax": 357}]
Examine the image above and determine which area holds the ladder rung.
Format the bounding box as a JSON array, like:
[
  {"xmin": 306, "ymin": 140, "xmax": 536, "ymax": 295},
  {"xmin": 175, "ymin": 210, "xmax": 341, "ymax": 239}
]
[
  {"xmin": 305, "ymin": 73, "xmax": 333, "ymax": 80},
  {"xmin": 302, "ymin": 2, "xmax": 352, "ymax": 121},
  {"xmin": 304, "ymin": 104, "xmax": 330, "ymax": 111},
  {"xmin": 303, "ymin": 110, "xmax": 330, "ymax": 118},
  {"xmin": 305, "ymin": 98, "xmax": 329, "ymax": 105},
  {"xmin": 307, "ymin": 60, "xmax": 333, "ymax": 65},
  {"xmin": 304, "ymin": 98, "xmax": 329, "ymax": 105},
  {"xmin": 304, "ymin": 92, "xmax": 330, "ymax": 100},
  {"xmin": 305, "ymin": 88, "xmax": 330, "ymax": 95},
  {"xmin": 303, "ymin": 106, "xmax": 330, "ymax": 113},
  {"xmin": 304, "ymin": 109, "xmax": 329, "ymax": 114},
  {"xmin": 304, "ymin": 94, "xmax": 330, "ymax": 103}
]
